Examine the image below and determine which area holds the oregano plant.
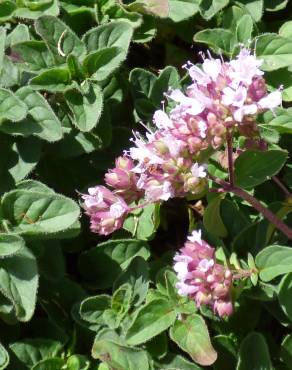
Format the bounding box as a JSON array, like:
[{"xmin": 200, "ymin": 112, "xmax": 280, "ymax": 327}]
[{"xmin": 1, "ymin": 0, "xmax": 292, "ymax": 369}]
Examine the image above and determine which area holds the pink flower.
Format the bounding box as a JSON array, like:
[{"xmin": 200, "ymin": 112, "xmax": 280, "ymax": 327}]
[
  {"xmin": 82, "ymin": 186, "xmax": 129, "ymax": 235},
  {"xmin": 173, "ymin": 230, "xmax": 234, "ymax": 317}
]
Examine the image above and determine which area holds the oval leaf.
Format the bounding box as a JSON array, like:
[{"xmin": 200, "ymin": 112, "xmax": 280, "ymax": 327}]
[{"xmin": 169, "ymin": 314, "xmax": 217, "ymax": 366}]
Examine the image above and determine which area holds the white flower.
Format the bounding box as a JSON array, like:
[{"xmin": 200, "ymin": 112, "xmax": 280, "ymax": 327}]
[
  {"xmin": 234, "ymin": 104, "xmax": 258, "ymax": 122},
  {"xmin": 191, "ymin": 163, "xmax": 207, "ymax": 178},
  {"xmin": 258, "ymin": 90, "xmax": 282, "ymax": 109},
  {"xmin": 153, "ymin": 110, "xmax": 173, "ymax": 129},
  {"xmin": 187, "ymin": 229, "xmax": 203, "ymax": 244},
  {"xmin": 222, "ymin": 86, "xmax": 247, "ymax": 107}
]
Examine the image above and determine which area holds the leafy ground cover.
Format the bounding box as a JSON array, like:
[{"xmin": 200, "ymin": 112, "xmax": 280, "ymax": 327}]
[{"xmin": 1, "ymin": 0, "xmax": 292, "ymax": 369}]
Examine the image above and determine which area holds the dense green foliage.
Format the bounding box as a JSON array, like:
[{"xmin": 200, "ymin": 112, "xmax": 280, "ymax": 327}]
[{"xmin": 1, "ymin": 0, "xmax": 292, "ymax": 369}]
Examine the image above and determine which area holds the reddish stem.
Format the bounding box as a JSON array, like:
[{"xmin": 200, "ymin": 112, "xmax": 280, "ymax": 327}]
[
  {"xmin": 209, "ymin": 174, "xmax": 292, "ymax": 240},
  {"xmin": 272, "ymin": 176, "xmax": 292, "ymax": 199},
  {"xmin": 226, "ymin": 129, "xmax": 234, "ymax": 187}
]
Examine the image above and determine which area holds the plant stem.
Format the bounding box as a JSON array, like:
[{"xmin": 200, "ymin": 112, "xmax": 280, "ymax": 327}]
[
  {"xmin": 272, "ymin": 176, "xmax": 292, "ymax": 199},
  {"xmin": 226, "ymin": 129, "xmax": 234, "ymax": 187},
  {"xmin": 209, "ymin": 174, "xmax": 292, "ymax": 240}
]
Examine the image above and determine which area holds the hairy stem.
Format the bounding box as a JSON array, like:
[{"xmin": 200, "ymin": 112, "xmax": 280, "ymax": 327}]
[
  {"xmin": 226, "ymin": 129, "xmax": 234, "ymax": 187},
  {"xmin": 209, "ymin": 174, "xmax": 292, "ymax": 240},
  {"xmin": 272, "ymin": 176, "xmax": 292, "ymax": 199}
]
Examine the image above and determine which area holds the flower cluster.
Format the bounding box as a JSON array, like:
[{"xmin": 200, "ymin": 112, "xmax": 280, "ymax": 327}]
[
  {"xmin": 82, "ymin": 48, "xmax": 282, "ymax": 236},
  {"xmin": 174, "ymin": 230, "xmax": 234, "ymax": 317}
]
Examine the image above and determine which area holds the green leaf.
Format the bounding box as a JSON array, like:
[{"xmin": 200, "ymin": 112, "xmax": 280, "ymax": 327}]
[
  {"xmin": 194, "ymin": 28, "xmax": 236, "ymax": 55},
  {"xmin": 234, "ymin": 149, "xmax": 288, "ymax": 189},
  {"xmin": 150, "ymin": 66, "xmax": 180, "ymax": 106},
  {"xmin": 264, "ymin": 108, "xmax": 292, "ymax": 133},
  {"xmin": 278, "ymin": 273, "xmax": 292, "ymax": 322},
  {"xmin": 4, "ymin": 87, "xmax": 64, "ymax": 142},
  {"xmin": 236, "ymin": 0, "xmax": 263, "ymax": 22},
  {"xmin": 12, "ymin": 41, "xmax": 54, "ymax": 72},
  {"xmin": 83, "ymin": 20, "xmax": 133, "ymax": 56},
  {"xmin": 35, "ymin": 15, "xmax": 86, "ymax": 63},
  {"xmin": 131, "ymin": 0, "xmax": 170, "ymax": 17},
  {"xmin": 0, "ymin": 137, "xmax": 42, "ymax": 192},
  {"xmin": 79, "ymin": 295, "xmax": 111, "ymax": 324},
  {"xmin": 0, "ymin": 246, "xmax": 38, "ymax": 321},
  {"xmin": 199, "ymin": 0, "xmax": 229, "ymax": 20},
  {"xmin": 133, "ymin": 14, "xmax": 156, "ymax": 43},
  {"xmin": 157, "ymin": 353, "xmax": 202, "ymax": 369},
  {"xmin": 65, "ymin": 84, "xmax": 103, "ymax": 132},
  {"xmin": 66, "ymin": 355, "xmax": 90, "ymax": 370},
  {"xmin": 0, "ymin": 56, "xmax": 19, "ymax": 88},
  {"xmin": 79, "ymin": 239, "xmax": 150, "ymax": 289},
  {"xmin": 6, "ymin": 24, "xmax": 29, "ymax": 47},
  {"xmin": 256, "ymin": 33, "xmax": 292, "ymax": 71},
  {"xmin": 279, "ymin": 20, "xmax": 292, "ymax": 39},
  {"xmin": 169, "ymin": 314, "xmax": 217, "ymax": 366},
  {"xmin": 123, "ymin": 203, "xmax": 160, "ymax": 240},
  {"xmin": 114, "ymin": 256, "xmax": 149, "ymax": 307},
  {"xmin": 0, "ymin": 343, "xmax": 9, "ymax": 370},
  {"xmin": 66, "ymin": 54, "xmax": 85, "ymax": 81},
  {"xmin": 168, "ymin": 0, "xmax": 200, "ymax": 22},
  {"xmin": 236, "ymin": 14, "xmax": 253, "ymax": 45},
  {"xmin": 255, "ymin": 245, "xmax": 292, "ymax": 282},
  {"xmin": 203, "ymin": 196, "xmax": 227, "ymax": 238},
  {"xmin": 129, "ymin": 68, "xmax": 156, "ymax": 99},
  {"xmin": 0, "ymin": 234, "xmax": 25, "ymax": 258},
  {"xmin": 29, "ymin": 68, "xmax": 73, "ymax": 92},
  {"xmin": 281, "ymin": 334, "xmax": 292, "ymax": 370},
  {"xmin": 10, "ymin": 339, "xmax": 62, "ymax": 368},
  {"xmin": 14, "ymin": 0, "xmax": 59, "ymax": 20},
  {"xmin": 236, "ymin": 332, "xmax": 273, "ymax": 370},
  {"xmin": 265, "ymin": 69, "xmax": 292, "ymax": 102},
  {"xmin": 0, "ymin": 0, "xmax": 16, "ymax": 22},
  {"xmin": 0, "ymin": 29, "xmax": 6, "ymax": 76},
  {"xmin": 83, "ymin": 46, "xmax": 125, "ymax": 81},
  {"xmin": 0, "ymin": 189, "xmax": 80, "ymax": 236},
  {"xmin": 31, "ymin": 358, "xmax": 65, "ymax": 370},
  {"xmin": 126, "ymin": 298, "xmax": 176, "ymax": 345},
  {"xmin": 0, "ymin": 88, "xmax": 27, "ymax": 123},
  {"xmin": 92, "ymin": 340, "xmax": 149, "ymax": 370}
]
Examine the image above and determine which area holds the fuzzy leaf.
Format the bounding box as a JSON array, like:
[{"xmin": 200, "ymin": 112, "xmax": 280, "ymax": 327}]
[
  {"xmin": 0, "ymin": 88, "xmax": 27, "ymax": 123},
  {"xmin": 234, "ymin": 149, "xmax": 288, "ymax": 189},
  {"xmin": 79, "ymin": 239, "xmax": 150, "ymax": 289},
  {"xmin": 113, "ymin": 256, "xmax": 149, "ymax": 307},
  {"xmin": 65, "ymin": 84, "xmax": 103, "ymax": 132},
  {"xmin": 255, "ymin": 245, "xmax": 292, "ymax": 282},
  {"xmin": 83, "ymin": 20, "xmax": 133, "ymax": 55},
  {"xmin": 194, "ymin": 28, "xmax": 236, "ymax": 55},
  {"xmin": 35, "ymin": 15, "xmax": 86, "ymax": 63},
  {"xmin": 29, "ymin": 67, "xmax": 73, "ymax": 92},
  {"xmin": 5, "ymin": 87, "xmax": 64, "ymax": 142},
  {"xmin": 168, "ymin": 0, "xmax": 200, "ymax": 22},
  {"xmin": 0, "ymin": 29, "xmax": 6, "ymax": 76},
  {"xmin": 0, "ymin": 234, "xmax": 25, "ymax": 258},
  {"xmin": 0, "ymin": 189, "xmax": 80, "ymax": 237},
  {"xmin": 256, "ymin": 33, "xmax": 292, "ymax": 71},
  {"xmin": 0, "ymin": 246, "xmax": 38, "ymax": 321},
  {"xmin": 12, "ymin": 41, "xmax": 54, "ymax": 72},
  {"xmin": 92, "ymin": 340, "xmax": 149, "ymax": 370},
  {"xmin": 236, "ymin": 332, "xmax": 273, "ymax": 370},
  {"xmin": 0, "ymin": 343, "xmax": 8, "ymax": 370},
  {"xmin": 83, "ymin": 46, "xmax": 125, "ymax": 81},
  {"xmin": 170, "ymin": 314, "xmax": 217, "ymax": 366},
  {"xmin": 199, "ymin": 0, "xmax": 229, "ymax": 20},
  {"xmin": 126, "ymin": 298, "xmax": 176, "ymax": 345},
  {"xmin": 10, "ymin": 339, "xmax": 62, "ymax": 368},
  {"xmin": 79, "ymin": 295, "xmax": 111, "ymax": 324}
]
